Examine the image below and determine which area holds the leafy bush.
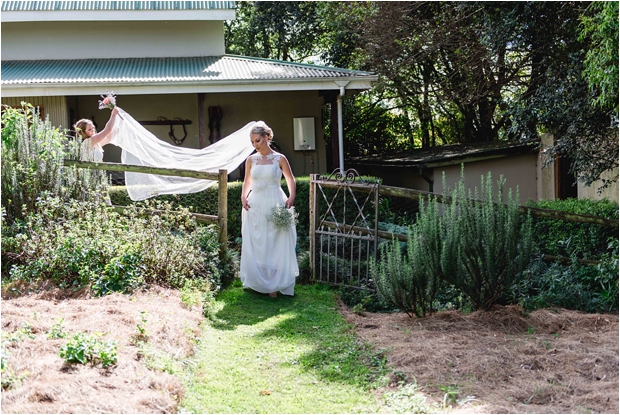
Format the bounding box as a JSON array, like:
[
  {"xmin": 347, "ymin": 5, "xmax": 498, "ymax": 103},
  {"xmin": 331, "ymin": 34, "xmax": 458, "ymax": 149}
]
[
  {"xmin": 109, "ymin": 177, "xmax": 313, "ymax": 243},
  {"xmin": 527, "ymin": 198, "xmax": 618, "ymax": 261},
  {"xmin": 59, "ymin": 332, "xmax": 117, "ymax": 367},
  {"xmin": 2, "ymin": 195, "xmax": 222, "ymax": 295},
  {"xmin": 92, "ymin": 253, "xmax": 145, "ymax": 296},
  {"xmin": 441, "ymin": 172, "xmax": 534, "ymax": 310},
  {"xmin": 513, "ymin": 258, "xmax": 604, "ymax": 312},
  {"xmin": 1, "ymin": 103, "xmax": 108, "ymax": 223},
  {"xmin": 514, "ymin": 237, "xmax": 619, "ymax": 313}
]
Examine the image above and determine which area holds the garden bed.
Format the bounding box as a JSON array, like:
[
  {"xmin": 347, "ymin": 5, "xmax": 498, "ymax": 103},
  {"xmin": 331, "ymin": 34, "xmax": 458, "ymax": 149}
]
[
  {"xmin": 2, "ymin": 284, "xmax": 617, "ymax": 414},
  {"xmin": 1, "ymin": 285, "xmax": 203, "ymax": 414},
  {"xmin": 340, "ymin": 302, "xmax": 619, "ymax": 413}
]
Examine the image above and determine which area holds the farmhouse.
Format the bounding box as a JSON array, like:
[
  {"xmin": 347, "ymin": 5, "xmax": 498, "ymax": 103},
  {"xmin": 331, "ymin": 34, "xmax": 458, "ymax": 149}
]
[
  {"xmin": 2, "ymin": 1, "xmax": 616, "ymax": 202},
  {"xmin": 0, "ymin": 0, "xmax": 376, "ymax": 181}
]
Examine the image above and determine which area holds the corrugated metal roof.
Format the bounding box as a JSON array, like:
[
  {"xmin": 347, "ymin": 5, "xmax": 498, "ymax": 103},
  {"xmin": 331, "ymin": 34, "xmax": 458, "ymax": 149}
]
[
  {"xmin": 1, "ymin": 55, "xmax": 376, "ymax": 85},
  {"xmin": 1, "ymin": 1, "xmax": 235, "ymax": 11}
]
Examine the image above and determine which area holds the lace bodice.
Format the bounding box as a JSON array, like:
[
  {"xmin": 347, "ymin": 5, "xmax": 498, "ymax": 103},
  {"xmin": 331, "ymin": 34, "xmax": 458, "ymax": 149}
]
[{"xmin": 250, "ymin": 153, "xmax": 282, "ymax": 191}]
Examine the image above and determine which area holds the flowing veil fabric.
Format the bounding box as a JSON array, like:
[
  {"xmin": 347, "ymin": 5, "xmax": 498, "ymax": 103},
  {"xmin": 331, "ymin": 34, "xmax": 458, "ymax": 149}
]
[{"xmin": 108, "ymin": 107, "xmax": 255, "ymax": 201}]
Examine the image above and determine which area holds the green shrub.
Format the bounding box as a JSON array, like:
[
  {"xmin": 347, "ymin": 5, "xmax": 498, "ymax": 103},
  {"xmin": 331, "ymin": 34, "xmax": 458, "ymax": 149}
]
[
  {"xmin": 59, "ymin": 332, "xmax": 118, "ymax": 367},
  {"xmin": 109, "ymin": 177, "xmax": 311, "ymax": 243},
  {"xmin": 372, "ymin": 198, "xmax": 443, "ymax": 317},
  {"xmin": 514, "ymin": 237, "xmax": 619, "ymax": 313},
  {"xmin": 527, "ymin": 198, "xmax": 618, "ymax": 261},
  {"xmin": 2, "ymin": 195, "xmax": 221, "ymax": 295},
  {"xmin": 441, "ymin": 172, "xmax": 534, "ymax": 310},
  {"xmin": 1, "ymin": 103, "xmax": 108, "ymax": 223},
  {"xmin": 513, "ymin": 258, "xmax": 604, "ymax": 312},
  {"xmin": 595, "ymin": 238, "xmax": 619, "ymax": 311},
  {"xmin": 92, "ymin": 253, "xmax": 145, "ymax": 296}
]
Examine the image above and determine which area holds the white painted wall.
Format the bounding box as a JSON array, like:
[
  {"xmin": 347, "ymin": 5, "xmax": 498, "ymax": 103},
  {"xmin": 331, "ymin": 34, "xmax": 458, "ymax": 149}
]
[{"xmin": 1, "ymin": 20, "xmax": 225, "ymax": 60}]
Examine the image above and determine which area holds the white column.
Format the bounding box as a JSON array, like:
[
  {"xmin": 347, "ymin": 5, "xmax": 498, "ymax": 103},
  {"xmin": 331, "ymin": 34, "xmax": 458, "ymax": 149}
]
[{"xmin": 335, "ymin": 81, "xmax": 349, "ymax": 174}]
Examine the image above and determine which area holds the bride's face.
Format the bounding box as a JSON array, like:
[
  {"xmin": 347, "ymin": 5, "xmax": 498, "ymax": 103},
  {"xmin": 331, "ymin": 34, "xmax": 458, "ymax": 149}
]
[
  {"xmin": 84, "ymin": 123, "xmax": 96, "ymax": 137},
  {"xmin": 250, "ymin": 133, "xmax": 268, "ymax": 150}
]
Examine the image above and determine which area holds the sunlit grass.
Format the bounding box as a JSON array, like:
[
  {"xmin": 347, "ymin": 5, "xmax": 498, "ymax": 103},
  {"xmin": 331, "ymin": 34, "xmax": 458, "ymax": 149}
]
[{"xmin": 179, "ymin": 282, "xmax": 389, "ymax": 414}]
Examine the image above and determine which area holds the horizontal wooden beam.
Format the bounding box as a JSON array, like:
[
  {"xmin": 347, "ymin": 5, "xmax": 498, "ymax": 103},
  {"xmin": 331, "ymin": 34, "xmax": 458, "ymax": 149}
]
[{"xmin": 63, "ymin": 159, "xmax": 220, "ymax": 181}]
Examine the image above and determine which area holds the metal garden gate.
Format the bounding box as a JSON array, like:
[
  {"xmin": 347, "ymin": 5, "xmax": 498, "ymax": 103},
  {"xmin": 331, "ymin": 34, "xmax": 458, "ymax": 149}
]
[{"xmin": 309, "ymin": 169, "xmax": 380, "ymax": 289}]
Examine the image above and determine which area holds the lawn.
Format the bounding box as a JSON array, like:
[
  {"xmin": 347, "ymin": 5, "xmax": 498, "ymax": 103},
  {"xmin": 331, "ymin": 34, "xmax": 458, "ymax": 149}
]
[{"xmin": 179, "ymin": 282, "xmax": 390, "ymax": 414}]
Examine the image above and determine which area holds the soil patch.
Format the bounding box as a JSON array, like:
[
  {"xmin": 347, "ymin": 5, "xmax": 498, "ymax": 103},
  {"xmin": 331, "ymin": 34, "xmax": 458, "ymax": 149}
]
[
  {"xmin": 340, "ymin": 303, "xmax": 619, "ymax": 413},
  {"xmin": 1, "ymin": 286, "xmax": 203, "ymax": 414}
]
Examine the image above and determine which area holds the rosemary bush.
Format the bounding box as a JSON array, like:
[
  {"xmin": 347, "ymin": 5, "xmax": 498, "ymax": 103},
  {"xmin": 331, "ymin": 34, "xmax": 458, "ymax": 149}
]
[
  {"xmin": 1, "ymin": 103, "xmax": 107, "ymax": 223},
  {"xmin": 372, "ymin": 196, "xmax": 443, "ymax": 317},
  {"xmin": 441, "ymin": 172, "xmax": 533, "ymax": 310}
]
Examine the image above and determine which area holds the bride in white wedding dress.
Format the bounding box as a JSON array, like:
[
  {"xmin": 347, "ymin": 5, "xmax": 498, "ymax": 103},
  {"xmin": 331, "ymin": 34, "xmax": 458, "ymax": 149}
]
[{"xmin": 240, "ymin": 122, "xmax": 299, "ymax": 297}]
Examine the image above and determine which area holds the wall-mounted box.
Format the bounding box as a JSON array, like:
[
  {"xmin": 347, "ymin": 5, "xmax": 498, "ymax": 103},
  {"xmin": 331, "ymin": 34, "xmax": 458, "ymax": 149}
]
[{"xmin": 293, "ymin": 117, "xmax": 316, "ymax": 151}]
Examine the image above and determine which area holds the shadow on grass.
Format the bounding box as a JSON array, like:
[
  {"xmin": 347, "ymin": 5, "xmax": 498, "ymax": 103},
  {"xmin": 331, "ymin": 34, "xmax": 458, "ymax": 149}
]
[{"xmin": 207, "ymin": 281, "xmax": 388, "ymax": 388}]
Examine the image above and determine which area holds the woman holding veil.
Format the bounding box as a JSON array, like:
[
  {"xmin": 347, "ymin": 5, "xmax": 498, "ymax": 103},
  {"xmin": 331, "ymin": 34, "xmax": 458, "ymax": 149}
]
[
  {"xmin": 75, "ymin": 107, "xmax": 120, "ymax": 162},
  {"xmin": 240, "ymin": 122, "xmax": 299, "ymax": 297}
]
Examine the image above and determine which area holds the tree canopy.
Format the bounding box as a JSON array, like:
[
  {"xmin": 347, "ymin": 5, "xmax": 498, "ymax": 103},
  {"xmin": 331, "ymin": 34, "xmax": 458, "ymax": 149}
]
[{"xmin": 225, "ymin": 1, "xmax": 619, "ymax": 188}]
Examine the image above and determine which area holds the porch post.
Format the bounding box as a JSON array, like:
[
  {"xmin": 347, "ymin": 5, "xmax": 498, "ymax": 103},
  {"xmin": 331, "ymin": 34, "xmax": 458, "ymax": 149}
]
[
  {"xmin": 335, "ymin": 81, "xmax": 349, "ymax": 174},
  {"xmin": 198, "ymin": 93, "xmax": 206, "ymax": 149}
]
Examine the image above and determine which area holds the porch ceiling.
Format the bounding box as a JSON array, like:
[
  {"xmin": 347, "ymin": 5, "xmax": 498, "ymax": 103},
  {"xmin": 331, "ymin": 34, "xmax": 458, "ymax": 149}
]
[{"xmin": 1, "ymin": 55, "xmax": 377, "ymax": 97}]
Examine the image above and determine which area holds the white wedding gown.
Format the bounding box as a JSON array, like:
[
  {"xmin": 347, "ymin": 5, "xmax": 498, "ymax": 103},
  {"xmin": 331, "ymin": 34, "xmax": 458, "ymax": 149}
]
[{"xmin": 240, "ymin": 153, "xmax": 298, "ymax": 296}]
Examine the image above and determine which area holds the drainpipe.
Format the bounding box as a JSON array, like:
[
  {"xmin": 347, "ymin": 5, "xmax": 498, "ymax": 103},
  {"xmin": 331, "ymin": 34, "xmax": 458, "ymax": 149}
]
[{"xmin": 335, "ymin": 81, "xmax": 349, "ymax": 174}]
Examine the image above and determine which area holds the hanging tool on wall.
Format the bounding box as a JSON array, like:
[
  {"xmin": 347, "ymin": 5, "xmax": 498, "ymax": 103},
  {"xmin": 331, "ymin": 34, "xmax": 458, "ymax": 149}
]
[
  {"xmin": 208, "ymin": 105, "xmax": 223, "ymax": 144},
  {"xmin": 139, "ymin": 117, "xmax": 192, "ymax": 146}
]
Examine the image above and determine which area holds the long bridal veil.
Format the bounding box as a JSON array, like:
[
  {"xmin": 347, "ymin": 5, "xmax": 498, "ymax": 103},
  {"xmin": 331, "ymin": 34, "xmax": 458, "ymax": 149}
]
[{"xmin": 108, "ymin": 107, "xmax": 255, "ymax": 201}]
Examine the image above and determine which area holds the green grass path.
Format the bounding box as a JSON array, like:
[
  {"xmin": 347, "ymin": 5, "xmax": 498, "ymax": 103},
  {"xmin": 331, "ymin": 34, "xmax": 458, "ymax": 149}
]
[{"xmin": 179, "ymin": 282, "xmax": 389, "ymax": 414}]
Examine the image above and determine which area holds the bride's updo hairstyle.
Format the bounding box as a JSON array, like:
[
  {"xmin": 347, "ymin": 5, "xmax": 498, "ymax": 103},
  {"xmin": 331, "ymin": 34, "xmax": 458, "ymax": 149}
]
[
  {"xmin": 74, "ymin": 119, "xmax": 94, "ymax": 140},
  {"xmin": 250, "ymin": 121, "xmax": 273, "ymax": 141}
]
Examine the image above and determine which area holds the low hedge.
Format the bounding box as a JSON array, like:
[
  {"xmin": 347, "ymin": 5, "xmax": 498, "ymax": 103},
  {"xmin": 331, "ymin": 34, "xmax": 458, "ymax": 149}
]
[
  {"xmin": 526, "ymin": 198, "xmax": 619, "ymax": 261},
  {"xmin": 109, "ymin": 177, "xmax": 312, "ymax": 242}
]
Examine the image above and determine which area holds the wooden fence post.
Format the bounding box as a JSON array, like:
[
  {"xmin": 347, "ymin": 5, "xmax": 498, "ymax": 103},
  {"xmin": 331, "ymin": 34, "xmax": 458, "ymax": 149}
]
[{"xmin": 217, "ymin": 169, "xmax": 228, "ymax": 261}]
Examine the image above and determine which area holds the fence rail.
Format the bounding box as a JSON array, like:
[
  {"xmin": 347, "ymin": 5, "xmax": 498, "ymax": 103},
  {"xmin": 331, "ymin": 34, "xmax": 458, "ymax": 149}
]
[{"xmin": 377, "ymin": 184, "xmax": 619, "ymax": 228}]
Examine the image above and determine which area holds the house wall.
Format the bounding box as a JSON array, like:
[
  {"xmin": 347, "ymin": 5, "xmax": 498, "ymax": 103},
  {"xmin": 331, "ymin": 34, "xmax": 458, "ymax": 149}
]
[
  {"xmin": 1, "ymin": 96, "xmax": 68, "ymax": 128},
  {"xmin": 578, "ymin": 168, "xmax": 619, "ymax": 203},
  {"xmin": 435, "ymin": 153, "xmax": 539, "ymax": 203},
  {"xmin": 1, "ymin": 20, "xmax": 225, "ymax": 60}
]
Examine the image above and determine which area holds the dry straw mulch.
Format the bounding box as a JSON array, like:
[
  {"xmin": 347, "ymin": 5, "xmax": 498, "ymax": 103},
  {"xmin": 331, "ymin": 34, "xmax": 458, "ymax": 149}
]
[
  {"xmin": 1, "ymin": 285, "xmax": 203, "ymax": 414},
  {"xmin": 341, "ymin": 302, "xmax": 619, "ymax": 414},
  {"xmin": 2, "ymin": 283, "xmax": 618, "ymax": 414}
]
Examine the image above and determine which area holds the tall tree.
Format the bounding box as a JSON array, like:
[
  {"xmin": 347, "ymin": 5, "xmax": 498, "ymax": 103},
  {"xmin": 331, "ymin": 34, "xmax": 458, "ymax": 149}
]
[
  {"xmin": 225, "ymin": 1, "xmax": 328, "ymax": 62},
  {"xmin": 580, "ymin": 1, "xmax": 619, "ymax": 115}
]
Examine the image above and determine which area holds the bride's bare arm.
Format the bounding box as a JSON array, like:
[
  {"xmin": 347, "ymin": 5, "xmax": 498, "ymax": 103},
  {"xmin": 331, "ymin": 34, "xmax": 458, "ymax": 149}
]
[
  {"xmin": 89, "ymin": 107, "xmax": 119, "ymax": 146},
  {"xmin": 280, "ymin": 155, "xmax": 296, "ymax": 208},
  {"xmin": 241, "ymin": 157, "xmax": 253, "ymax": 211}
]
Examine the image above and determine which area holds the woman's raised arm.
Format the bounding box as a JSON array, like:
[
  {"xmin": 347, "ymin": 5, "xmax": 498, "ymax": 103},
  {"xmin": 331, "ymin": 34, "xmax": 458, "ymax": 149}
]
[{"xmin": 89, "ymin": 107, "xmax": 119, "ymax": 146}]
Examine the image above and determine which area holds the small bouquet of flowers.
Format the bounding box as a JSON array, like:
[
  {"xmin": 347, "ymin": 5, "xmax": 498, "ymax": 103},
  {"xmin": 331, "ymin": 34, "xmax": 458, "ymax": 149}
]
[
  {"xmin": 98, "ymin": 91, "xmax": 117, "ymax": 110},
  {"xmin": 268, "ymin": 204, "xmax": 298, "ymax": 231}
]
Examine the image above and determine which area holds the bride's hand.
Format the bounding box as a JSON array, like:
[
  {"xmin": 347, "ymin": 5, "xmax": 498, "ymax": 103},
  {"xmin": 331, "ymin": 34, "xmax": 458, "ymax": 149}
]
[
  {"xmin": 285, "ymin": 196, "xmax": 295, "ymax": 209},
  {"xmin": 241, "ymin": 197, "xmax": 250, "ymax": 211}
]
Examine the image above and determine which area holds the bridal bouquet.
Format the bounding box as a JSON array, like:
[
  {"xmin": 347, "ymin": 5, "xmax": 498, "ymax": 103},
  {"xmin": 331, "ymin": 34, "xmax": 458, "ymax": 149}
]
[
  {"xmin": 98, "ymin": 91, "xmax": 117, "ymax": 110},
  {"xmin": 268, "ymin": 204, "xmax": 298, "ymax": 231}
]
